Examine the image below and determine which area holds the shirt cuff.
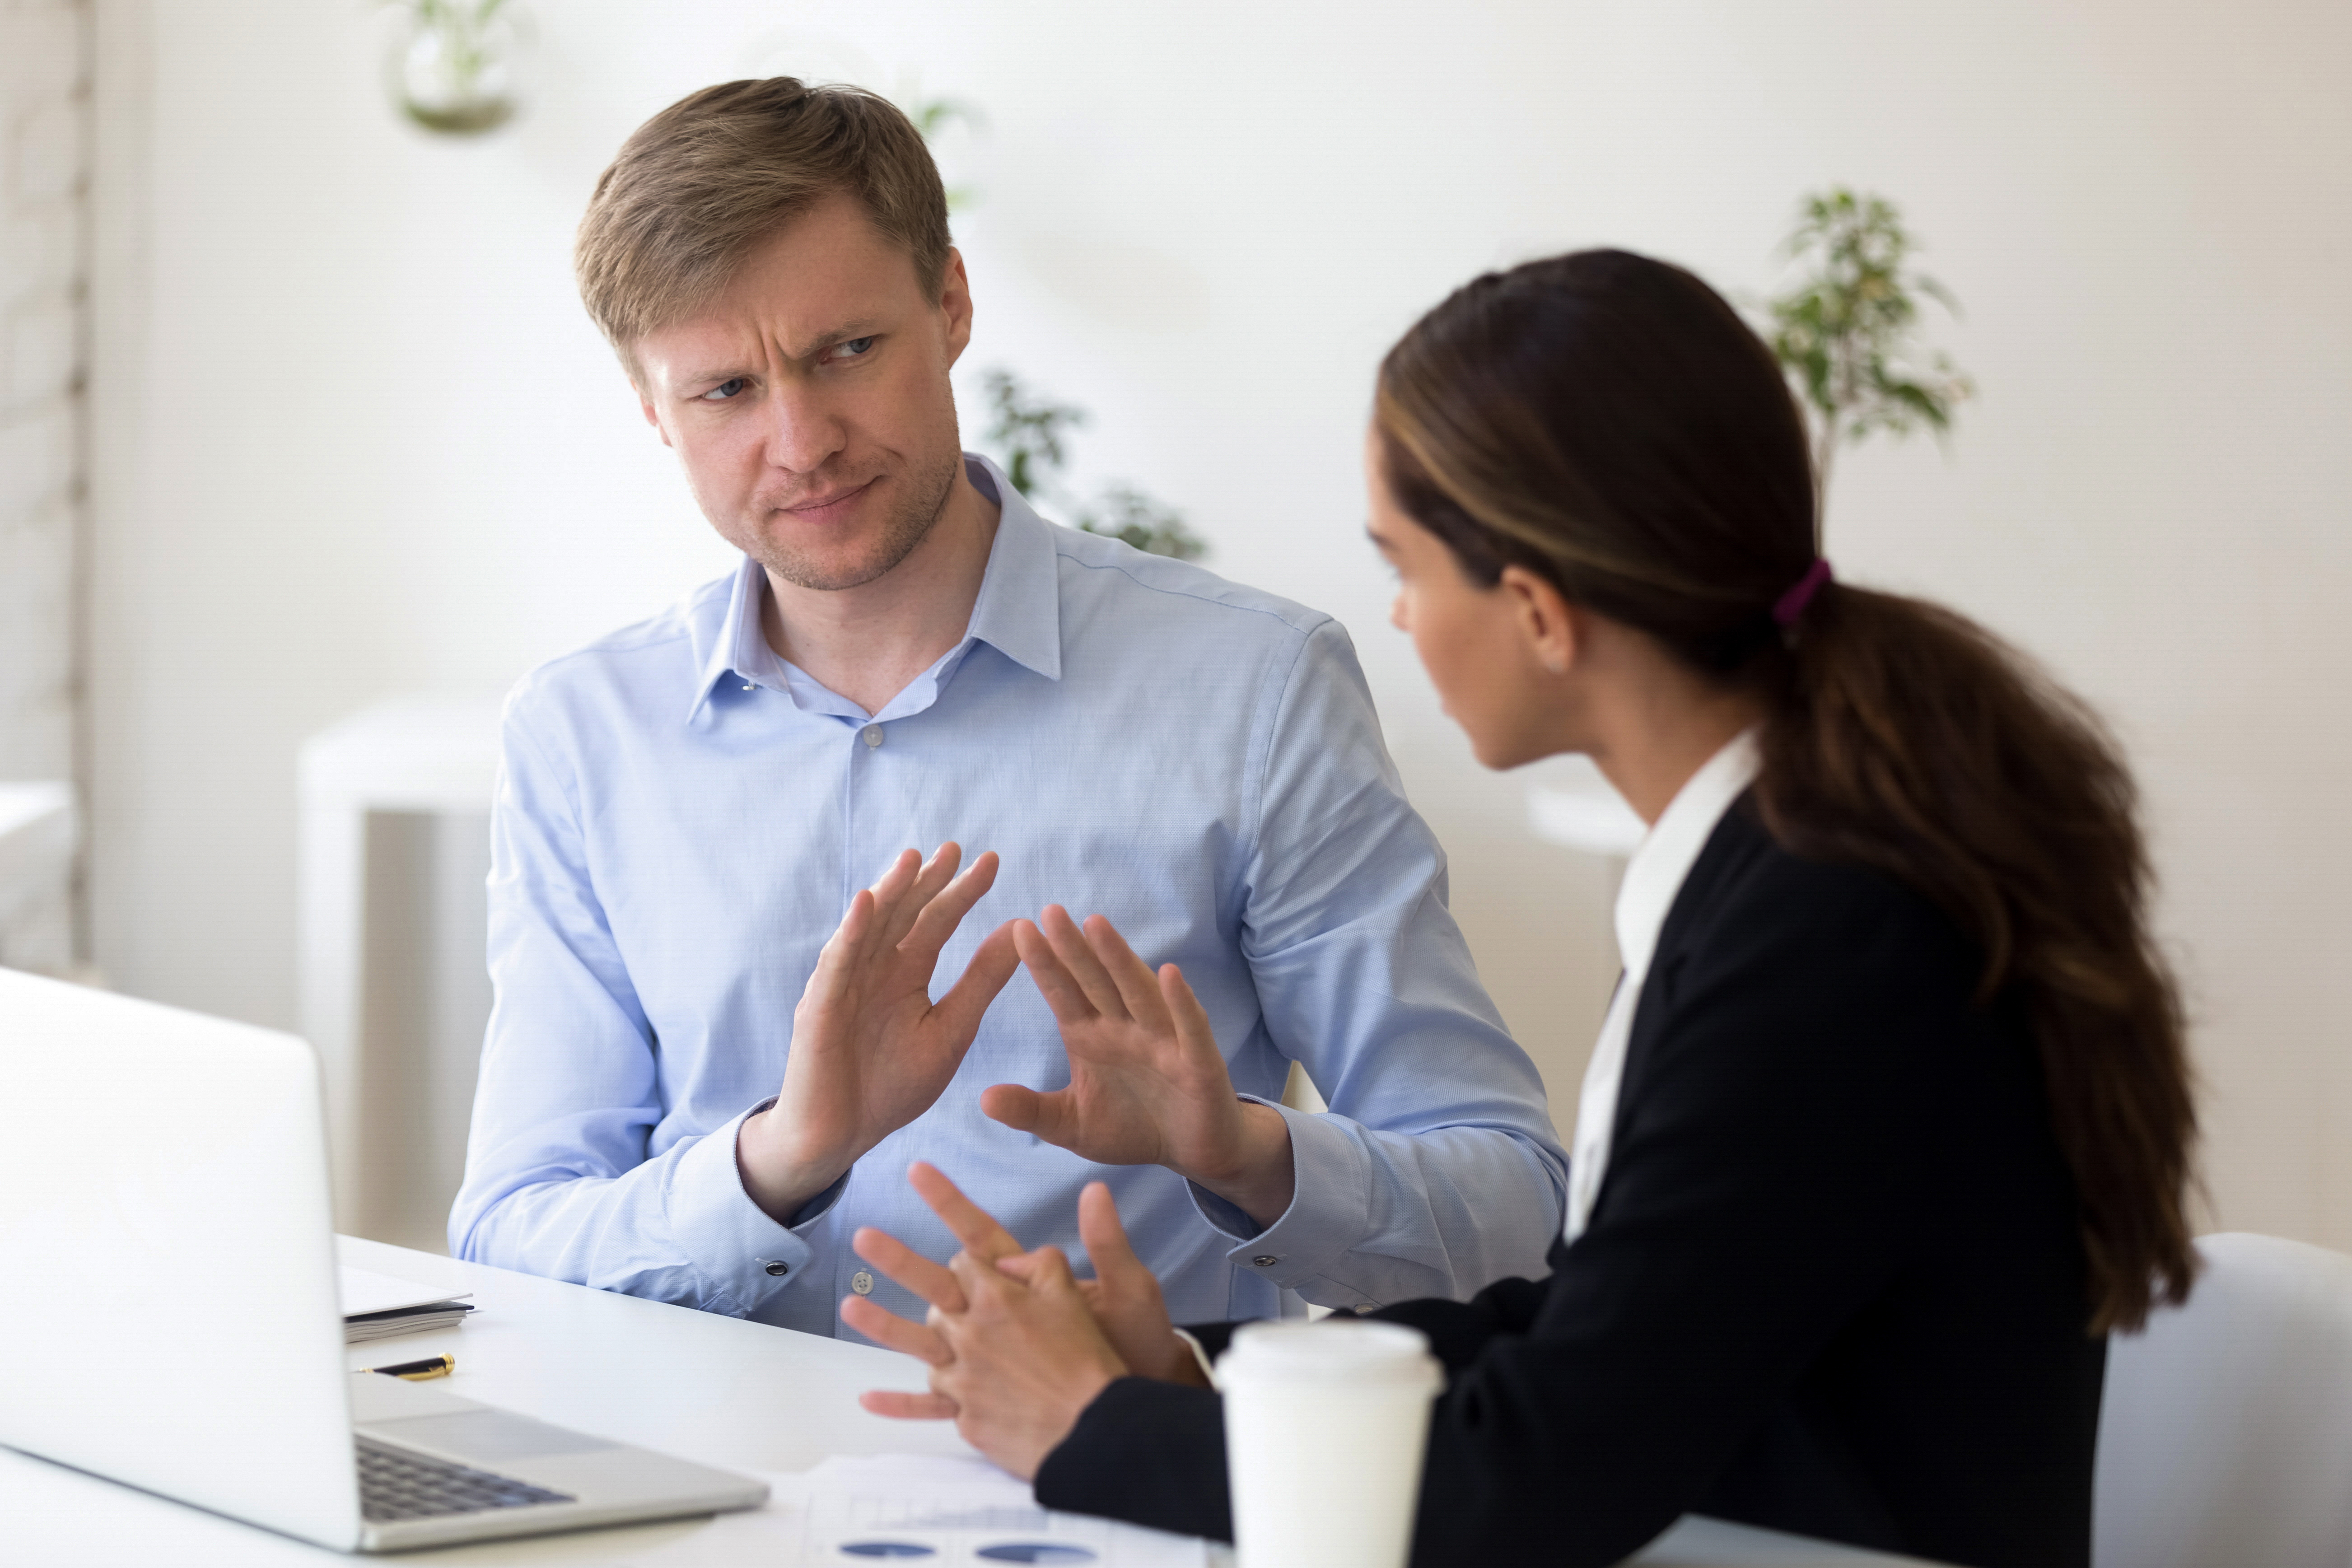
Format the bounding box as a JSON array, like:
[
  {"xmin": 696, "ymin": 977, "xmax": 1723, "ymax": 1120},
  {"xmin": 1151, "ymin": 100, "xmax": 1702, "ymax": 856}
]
[
  {"xmin": 1185, "ymin": 1095, "xmax": 1372, "ymax": 1301},
  {"xmin": 664, "ymin": 1098, "xmax": 845, "ymax": 1315},
  {"xmin": 1171, "ymin": 1328, "xmax": 1220, "ymax": 1387}
]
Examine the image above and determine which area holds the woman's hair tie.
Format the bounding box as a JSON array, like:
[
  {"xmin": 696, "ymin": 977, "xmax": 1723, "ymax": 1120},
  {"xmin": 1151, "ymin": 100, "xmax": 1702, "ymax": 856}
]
[{"xmin": 1772, "ymin": 558, "xmax": 1834, "ymax": 627}]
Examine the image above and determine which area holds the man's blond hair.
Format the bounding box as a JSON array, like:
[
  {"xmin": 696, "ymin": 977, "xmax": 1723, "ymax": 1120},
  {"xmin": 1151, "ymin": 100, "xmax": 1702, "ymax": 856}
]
[{"xmin": 574, "ymin": 78, "xmax": 951, "ymax": 373}]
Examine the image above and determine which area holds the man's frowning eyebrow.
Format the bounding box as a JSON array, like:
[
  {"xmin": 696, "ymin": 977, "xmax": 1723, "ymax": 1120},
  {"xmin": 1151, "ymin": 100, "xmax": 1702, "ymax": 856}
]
[
  {"xmin": 784, "ymin": 317, "xmax": 887, "ymax": 359},
  {"xmin": 671, "ymin": 319, "xmax": 889, "ymax": 386}
]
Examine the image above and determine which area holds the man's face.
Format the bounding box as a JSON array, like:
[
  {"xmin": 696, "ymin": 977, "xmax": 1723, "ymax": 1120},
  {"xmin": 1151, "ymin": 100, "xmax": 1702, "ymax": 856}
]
[{"xmin": 632, "ymin": 193, "xmax": 972, "ymax": 592}]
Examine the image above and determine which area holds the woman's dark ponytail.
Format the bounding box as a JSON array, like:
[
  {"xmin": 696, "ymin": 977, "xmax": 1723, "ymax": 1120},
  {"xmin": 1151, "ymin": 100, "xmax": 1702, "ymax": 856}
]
[
  {"xmin": 1377, "ymin": 248, "xmax": 2197, "ymax": 1331},
  {"xmin": 1764, "ymin": 585, "xmax": 2196, "ymax": 1329}
]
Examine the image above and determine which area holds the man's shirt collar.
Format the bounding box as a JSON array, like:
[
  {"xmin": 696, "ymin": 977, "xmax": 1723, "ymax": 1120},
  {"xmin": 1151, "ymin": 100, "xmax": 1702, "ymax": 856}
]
[
  {"xmin": 958, "ymin": 454, "xmax": 1064, "ymax": 683},
  {"xmin": 686, "ymin": 453, "xmax": 1063, "ymax": 724}
]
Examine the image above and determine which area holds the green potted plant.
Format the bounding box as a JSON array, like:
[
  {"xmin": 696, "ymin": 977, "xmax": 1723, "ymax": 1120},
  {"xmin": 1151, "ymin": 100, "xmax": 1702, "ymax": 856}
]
[
  {"xmin": 895, "ymin": 94, "xmax": 1203, "ymax": 561},
  {"xmin": 1764, "ymin": 188, "xmax": 1974, "ymax": 530},
  {"xmin": 979, "ymin": 370, "xmax": 1206, "ymax": 561}
]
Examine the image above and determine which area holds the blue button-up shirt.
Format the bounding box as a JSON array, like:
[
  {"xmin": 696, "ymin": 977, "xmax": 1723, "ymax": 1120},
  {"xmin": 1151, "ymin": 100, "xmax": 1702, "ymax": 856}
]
[{"xmin": 452, "ymin": 455, "xmax": 1567, "ymax": 1339}]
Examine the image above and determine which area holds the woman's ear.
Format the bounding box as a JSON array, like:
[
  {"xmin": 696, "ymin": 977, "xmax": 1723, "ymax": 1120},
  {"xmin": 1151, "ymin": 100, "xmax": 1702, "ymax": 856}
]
[{"xmin": 1498, "ymin": 564, "xmax": 1577, "ymax": 677}]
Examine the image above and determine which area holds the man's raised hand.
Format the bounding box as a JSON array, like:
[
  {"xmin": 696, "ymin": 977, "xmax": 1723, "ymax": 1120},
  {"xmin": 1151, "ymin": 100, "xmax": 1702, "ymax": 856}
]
[
  {"xmin": 981, "ymin": 907, "xmax": 1297, "ymax": 1225},
  {"xmin": 737, "ymin": 845, "xmax": 1018, "ymax": 1222}
]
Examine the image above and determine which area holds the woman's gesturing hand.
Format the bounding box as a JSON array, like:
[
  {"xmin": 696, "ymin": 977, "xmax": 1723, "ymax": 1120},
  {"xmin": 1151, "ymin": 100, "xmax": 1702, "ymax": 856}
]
[
  {"xmin": 846, "ymin": 1164, "xmax": 1200, "ymax": 1479},
  {"xmin": 982, "ymin": 907, "xmax": 1297, "ymax": 1225},
  {"xmin": 1015, "ymin": 1177, "xmax": 1197, "ymax": 1384},
  {"xmin": 927, "ymin": 1236, "xmax": 1130, "ymax": 1480}
]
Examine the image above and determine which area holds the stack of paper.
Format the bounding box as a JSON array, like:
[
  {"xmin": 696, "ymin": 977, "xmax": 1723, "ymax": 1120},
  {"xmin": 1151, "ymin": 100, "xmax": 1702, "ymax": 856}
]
[
  {"xmin": 468, "ymin": 1453, "xmax": 1208, "ymax": 1567},
  {"xmin": 339, "ymin": 1265, "xmax": 474, "ymax": 1346},
  {"xmin": 766, "ymin": 1455, "xmax": 1206, "ymax": 1566}
]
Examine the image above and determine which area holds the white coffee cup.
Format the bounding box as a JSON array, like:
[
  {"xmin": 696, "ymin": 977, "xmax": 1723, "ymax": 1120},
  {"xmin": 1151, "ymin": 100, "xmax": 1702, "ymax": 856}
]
[{"xmin": 1216, "ymin": 1319, "xmax": 1443, "ymax": 1568}]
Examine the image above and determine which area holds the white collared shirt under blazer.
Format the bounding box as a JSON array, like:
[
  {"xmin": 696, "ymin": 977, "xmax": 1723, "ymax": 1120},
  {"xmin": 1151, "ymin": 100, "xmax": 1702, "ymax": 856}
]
[{"xmin": 1563, "ymin": 730, "xmax": 1764, "ymax": 1242}]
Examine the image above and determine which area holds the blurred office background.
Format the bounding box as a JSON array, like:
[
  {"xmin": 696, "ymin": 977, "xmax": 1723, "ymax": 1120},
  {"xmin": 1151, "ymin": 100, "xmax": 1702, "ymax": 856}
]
[{"xmin": 3, "ymin": 0, "xmax": 2348, "ymax": 1254}]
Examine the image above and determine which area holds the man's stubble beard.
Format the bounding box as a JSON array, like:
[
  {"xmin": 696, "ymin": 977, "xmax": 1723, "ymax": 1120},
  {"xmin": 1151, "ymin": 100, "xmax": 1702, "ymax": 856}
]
[{"xmin": 750, "ymin": 443, "xmax": 963, "ymax": 593}]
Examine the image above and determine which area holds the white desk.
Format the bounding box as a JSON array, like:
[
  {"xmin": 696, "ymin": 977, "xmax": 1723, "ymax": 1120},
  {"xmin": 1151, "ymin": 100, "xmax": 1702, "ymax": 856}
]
[{"xmin": 0, "ymin": 1237, "xmax": 1946, "ymax": 1567}]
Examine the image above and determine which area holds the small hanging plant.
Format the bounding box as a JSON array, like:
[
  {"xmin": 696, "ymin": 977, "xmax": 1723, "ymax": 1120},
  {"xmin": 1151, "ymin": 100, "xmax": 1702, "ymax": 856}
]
[{"xmin": 383, "ymin": 0, "xmax": 529, "ymax": 136}]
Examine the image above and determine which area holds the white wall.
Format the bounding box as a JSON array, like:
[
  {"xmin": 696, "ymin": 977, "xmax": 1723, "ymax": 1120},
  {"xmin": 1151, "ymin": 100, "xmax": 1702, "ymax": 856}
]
[{"xmin": 88, "ymin": 1, "xmax": 2352, "ymax": 1246}]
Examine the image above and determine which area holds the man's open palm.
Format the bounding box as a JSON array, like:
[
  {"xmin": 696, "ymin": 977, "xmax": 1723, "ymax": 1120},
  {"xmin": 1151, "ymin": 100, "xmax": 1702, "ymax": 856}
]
[
  {"xmin": 741, "ymin": 844, "xmax": 1018, "ymax": 1220},
  {"xmin": 982, "ymin": 908, "xmax": 1292, "ymax": 1223}
]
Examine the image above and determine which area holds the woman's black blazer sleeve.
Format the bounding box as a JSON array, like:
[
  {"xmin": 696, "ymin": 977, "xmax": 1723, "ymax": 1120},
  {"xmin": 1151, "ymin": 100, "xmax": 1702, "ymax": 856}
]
[{"xmin": 1036, "ymin": 805, "xmax": 2103, "ymax": 1568}]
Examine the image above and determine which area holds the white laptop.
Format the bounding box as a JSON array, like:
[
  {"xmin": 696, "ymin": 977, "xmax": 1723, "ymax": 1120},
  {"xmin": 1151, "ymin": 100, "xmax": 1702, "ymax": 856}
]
[{"xmin": 0, "ymin": 967, "xmax": 769, "ymax": 1551}]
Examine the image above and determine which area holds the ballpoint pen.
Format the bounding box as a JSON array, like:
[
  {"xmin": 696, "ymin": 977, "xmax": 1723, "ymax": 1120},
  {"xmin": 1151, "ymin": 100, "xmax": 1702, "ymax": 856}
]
[{"xmin": 361, "ymin": 1353, "xmax": 455, "ymax": 1381}]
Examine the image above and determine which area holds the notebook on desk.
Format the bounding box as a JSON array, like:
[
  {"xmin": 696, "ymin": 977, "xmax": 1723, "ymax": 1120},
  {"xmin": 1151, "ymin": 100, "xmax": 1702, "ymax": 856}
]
[
  {"xmin": 0, "ymin": 968, "xmax": 769, "ymax": 1552},
  {"xmin": 341, "ymin": 1264, "xmax": 476, "ymax": 1344}
]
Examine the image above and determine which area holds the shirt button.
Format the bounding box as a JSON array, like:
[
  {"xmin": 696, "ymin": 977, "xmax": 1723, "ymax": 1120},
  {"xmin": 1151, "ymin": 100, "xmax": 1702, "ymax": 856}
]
[
  {"xmin": 862, "ymin": 725, "xmax": 883, "ymax": 748},
  {"xmin": 1251, "ymin": 1255, "xmax": 1280, "ymax": 1268},
  {"xmin": 850, "ymin": 1270, "xmax": 875, "ymax": 1296},
  {"xmin": 763, "ymin": 1261, "xmax": 789, "ymax": 1277}
]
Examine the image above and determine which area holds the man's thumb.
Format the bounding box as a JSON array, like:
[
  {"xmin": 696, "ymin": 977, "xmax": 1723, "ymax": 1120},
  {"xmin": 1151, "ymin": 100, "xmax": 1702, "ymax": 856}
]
[
  {"xmin": 983, "ymin": 1084, "xmax": 1089, "ymax": 1151},
  {"xmin": 978, "ymin": 1086, "xmax": 1044, "ymax": 1133}
]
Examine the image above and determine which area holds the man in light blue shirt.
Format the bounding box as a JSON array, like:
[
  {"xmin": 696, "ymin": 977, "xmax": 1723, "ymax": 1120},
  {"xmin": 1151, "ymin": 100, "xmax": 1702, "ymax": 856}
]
[{"xmin": 450, "ymin": 77, "xmax": 1565, "ymax": 1340}]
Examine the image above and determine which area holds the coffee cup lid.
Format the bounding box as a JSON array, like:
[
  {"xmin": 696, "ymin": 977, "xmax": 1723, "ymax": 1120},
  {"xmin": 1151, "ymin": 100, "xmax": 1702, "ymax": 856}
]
[{"xmin": 1217, "ymin": 1320, "xmax": 1442, "ymax": 1389}]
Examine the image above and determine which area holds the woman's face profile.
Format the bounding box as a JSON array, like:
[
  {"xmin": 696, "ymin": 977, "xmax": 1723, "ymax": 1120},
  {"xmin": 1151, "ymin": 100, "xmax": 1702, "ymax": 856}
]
[{"xmin": 1363, "ymin": 430, "xmax": 1566, "ymax": 771}]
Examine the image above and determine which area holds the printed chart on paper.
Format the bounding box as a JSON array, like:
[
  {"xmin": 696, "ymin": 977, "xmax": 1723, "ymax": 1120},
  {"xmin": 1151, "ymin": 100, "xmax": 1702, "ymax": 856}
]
[{"xmin": 771, "ymin": 1455, "xmax": 1206, "ymax": 1567}]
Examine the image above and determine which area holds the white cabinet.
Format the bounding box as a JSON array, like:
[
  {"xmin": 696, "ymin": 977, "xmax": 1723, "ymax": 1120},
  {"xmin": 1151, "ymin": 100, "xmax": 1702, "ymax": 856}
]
[
  {"xmin": 297, "ymin": 697, "xmax": 502, "ymax": 1251},
  {"xmin": 0, "ymin": 780, "xmax": 77, "ymax": 975}
]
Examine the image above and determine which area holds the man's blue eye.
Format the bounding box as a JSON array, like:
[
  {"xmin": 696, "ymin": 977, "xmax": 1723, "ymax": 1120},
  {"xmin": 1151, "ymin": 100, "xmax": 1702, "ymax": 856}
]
[
  {"xmin": 837, "ymin": 337, "xmax": 876, "ymax": 358},
  {"xmin": 700, "ymin": 378, "xmax": 748, "ymax": 402}
]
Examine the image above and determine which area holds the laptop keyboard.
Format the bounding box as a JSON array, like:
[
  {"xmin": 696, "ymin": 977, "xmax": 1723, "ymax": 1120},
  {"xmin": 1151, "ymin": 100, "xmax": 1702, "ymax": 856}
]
[{"xmin": 357, "ymin": 1437, "xmax": 574, "ymax": 1522}]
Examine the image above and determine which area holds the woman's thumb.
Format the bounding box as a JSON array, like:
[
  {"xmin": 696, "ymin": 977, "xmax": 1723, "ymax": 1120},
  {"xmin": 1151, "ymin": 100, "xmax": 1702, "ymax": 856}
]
[{"xmin": 1078, "ymin": 1181, "xmax": 1142, "ymax": 1275}]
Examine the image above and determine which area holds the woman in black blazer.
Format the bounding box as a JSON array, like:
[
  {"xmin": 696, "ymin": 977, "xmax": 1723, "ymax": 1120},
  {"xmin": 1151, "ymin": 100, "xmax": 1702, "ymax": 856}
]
[{"xmin": 839, "ymin": 250, "xmax": 2200, "ymax": 1568}]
